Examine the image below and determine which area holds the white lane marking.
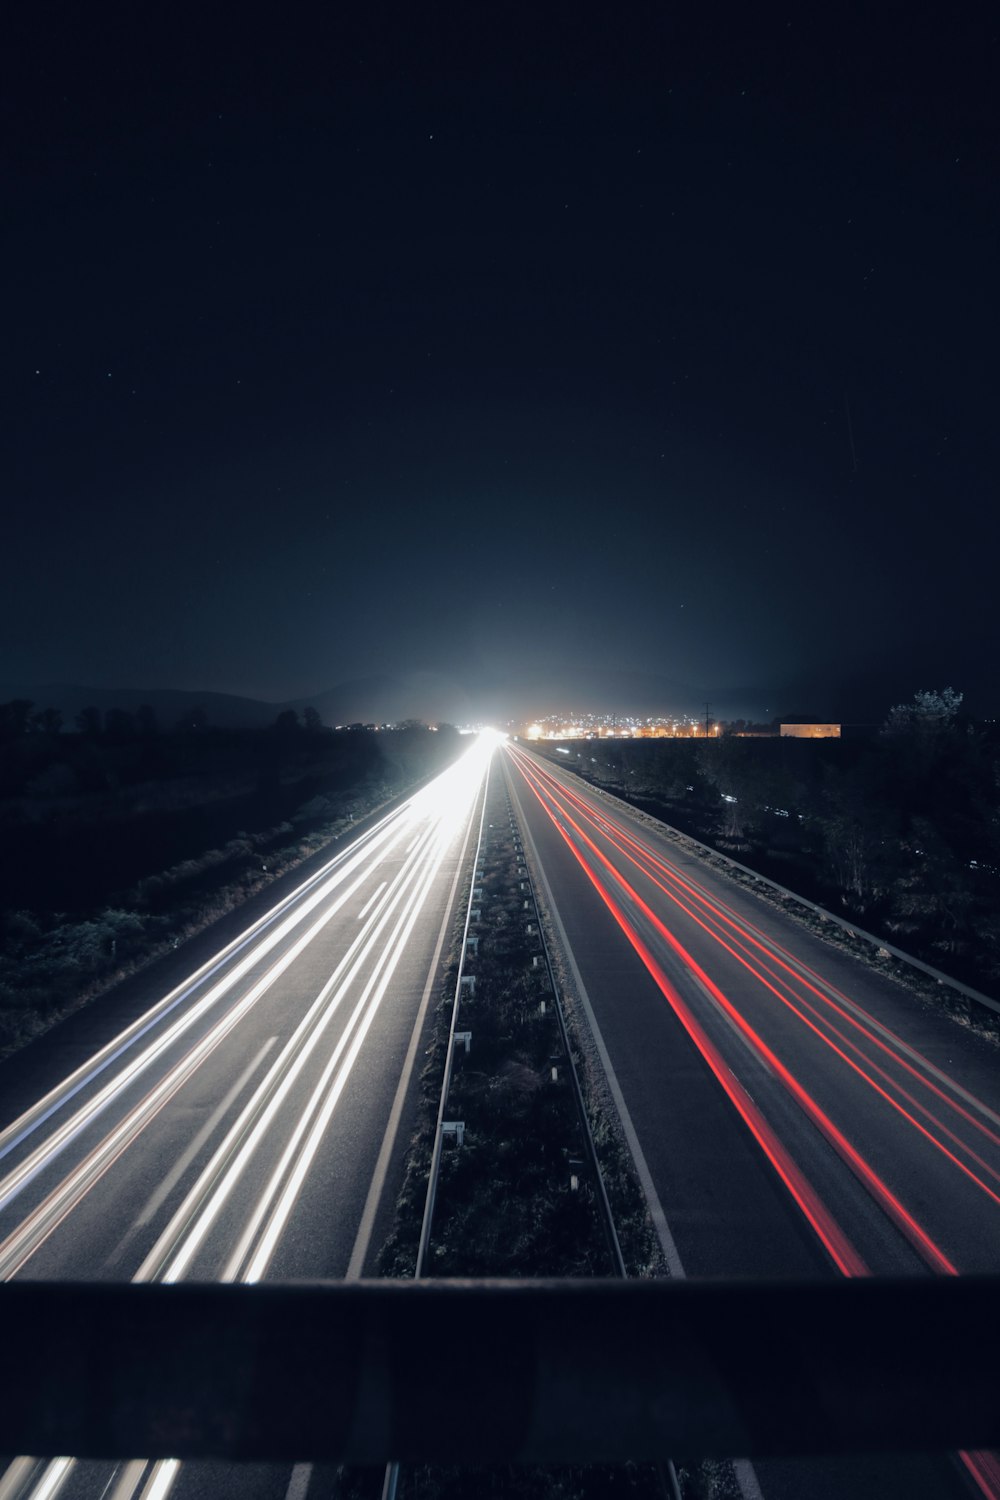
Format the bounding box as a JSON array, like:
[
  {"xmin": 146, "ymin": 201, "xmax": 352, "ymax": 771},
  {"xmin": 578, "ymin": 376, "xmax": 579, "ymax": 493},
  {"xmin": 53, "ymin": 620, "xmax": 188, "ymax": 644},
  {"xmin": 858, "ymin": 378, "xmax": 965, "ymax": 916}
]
[
  {"xmin": 137, "ymin": 741, "xmax": 493, "ymax": 1289},
  {"xmin": 284, "ymin": 1463, "xmax": 312, "ymax": 1500},
  {"xmin": 0, "ymin": 819, "xmax": 407, "ymax": 1222},
  {"xmin": 0, "ymin": 829, "xmax": 421, "ymax": 1279},
  {"xmin": 133, "ymin": 1038, "xmax": 279, "ymax": 1229},
  {"xmin": 238, "ymin": 818, "xmax": 466, "ymax": 1283},
  {"xmin": 143, "ymin": 822, "xmax": 445, "ymax": 1285},
  {"xmin": 238, "ymin": 747, "xmax": 498, "ymax": 1287},
  {"xmin": 768, "ymin": 955, "xmax": 1000, "ymax": 1130},
  {"xmin": 507, "ymin": 761, "xmax": 686, "ymax": 1279},
  {"xmin": 556, "ymin": 755, "xmax": 1000, "ymax": 1132},
  {"xmin": 732, "ymin": 1459, "xmax": 766, "ymax": 1500},
  {"xmin": 358, "ymin": 882, "xmax": 388, "ymax": 920},
  {"xmin": 345, "ymin": 801, "xmax": 478, "ymax": 1279},
  {"xmin": 0, "ymin": 748, "xmax": 490, "ymax": 1224},
  {"xmin": 5, "ymin": 743, "xmax": 498, "ymax": 1500},
  {"xmin": 511, "ymin": 751, "xmax": 767, "ymax": 1500},
  {"xmin": 0, "ymin": 801, "xmax": 413, "ymax": 1169}
]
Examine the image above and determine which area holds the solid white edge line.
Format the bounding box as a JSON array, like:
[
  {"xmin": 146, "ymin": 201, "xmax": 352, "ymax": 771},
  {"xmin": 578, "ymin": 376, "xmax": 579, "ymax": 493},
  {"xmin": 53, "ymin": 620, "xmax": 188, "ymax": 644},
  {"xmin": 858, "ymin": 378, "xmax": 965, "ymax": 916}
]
[
  {"xmin": 546, "ymin": 755, "xmax": 1000, "ymax": 1124},
  {"xmin": 190, "ymin": 822, "xmax": 449, "ymax": 1278},
  {"xmin": 2, "ymin": 753, "xmax": 496, "ymax": 1500},
  {"xmin": 345, "ymin": 775, "xmax": 482, "ymax": 1279},
  {"xmin": 142, "ymin": 750, "xmax": 491, "ymax": 1287},
  {"xmin": 731, "ymin": 1458, "xmax": 767, "ymax": 1500},
  {"xmin": 0, "ymin": 819, "xmax": 406, "ymax": 1220},
  {"xmin": 506, "ymin": 749, "xmax": 768, "ymax": 1500},
  {"xmin": 506, "ymin": 754, "xmax": 686, "ymax": 1278},
  {"xmin": 0, "ymin": 821, "xmax": 427, "ymax": 1278},
  {"xmin": 0, "ymin": 801, "xmax": 409, "ymax": 1163},
  {"xmin": 283, "ymin": 1463, "xmax": 312, "ymax": 1500}
]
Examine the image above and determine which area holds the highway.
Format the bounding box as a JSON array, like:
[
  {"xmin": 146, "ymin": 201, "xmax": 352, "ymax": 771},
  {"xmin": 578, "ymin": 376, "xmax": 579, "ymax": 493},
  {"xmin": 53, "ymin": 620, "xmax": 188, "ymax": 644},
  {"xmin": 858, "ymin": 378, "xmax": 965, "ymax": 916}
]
[
  {"xmin": 0, "ymin": 735, "xmax": 494, "ymax": 1500},
  {"xmin": 1, "ymin": 733, "xmax": 998, "ymax": 1500},
  {"xmin": 505, "ymin": 742, "xmax": 1000, "ymax": 1500}
]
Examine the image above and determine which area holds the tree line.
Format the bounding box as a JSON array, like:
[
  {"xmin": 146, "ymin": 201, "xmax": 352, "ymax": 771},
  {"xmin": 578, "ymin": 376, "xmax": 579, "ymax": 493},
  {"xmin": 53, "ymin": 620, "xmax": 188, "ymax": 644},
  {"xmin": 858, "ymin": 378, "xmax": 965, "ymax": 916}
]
[
  {"xmin": 0, "ymin": 699, "xmax": 337, "ymax": 745},
  {"xmin": 557, "ymin": 691, "xmax": 1000, "ymax": 991}
]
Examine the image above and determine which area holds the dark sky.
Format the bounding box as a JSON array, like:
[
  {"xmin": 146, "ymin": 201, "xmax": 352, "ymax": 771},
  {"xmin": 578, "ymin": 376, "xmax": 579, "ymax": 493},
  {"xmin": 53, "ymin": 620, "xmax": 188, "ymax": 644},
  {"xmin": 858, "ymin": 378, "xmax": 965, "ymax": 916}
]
[{"xmin": 5, "ymin": 4, "xmax": 998, "ymax": 722}]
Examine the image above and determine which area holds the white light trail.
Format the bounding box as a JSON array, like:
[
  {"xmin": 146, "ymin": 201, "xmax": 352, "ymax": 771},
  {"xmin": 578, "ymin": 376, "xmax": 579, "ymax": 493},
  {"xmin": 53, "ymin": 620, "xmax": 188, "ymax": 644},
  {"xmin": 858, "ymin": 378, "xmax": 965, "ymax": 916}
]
[
  {"xmin": 11, "ymin": 1463, "xmax": 71, "ymax": 1500},
  {"xmin": 0, "ymin": 737, "xmax": 493, "ymax": 1246},
  {"xmin": 0, "ymin": 734, "xmax": 497, "ymax": 1500},
  {"xmin": 138, "ymin": 1462, "xmax": 179, "ymax": 1500},
  {"xmin": 236, "ymin": 817, "xmax": 459, "ymax": 1283},
  {"xmin": 138, "ymin": 816, "xmax": 448, "ymax": 1284},
  {"xmin": 0, "ymin": 801, "xmax": 411, "ymax": 1172},
  {"xmin": 132, "ymin": 1038, "xmax": 278, "ymax": 1231},
  {"xmin": 105, "ymin": 1460, "xmax": 150, "ymax": 1500},
  {"xmin": 0, "ymin": 864, "xmax": 400, "ymax": 1277},
  {"xmin": 0, "ymin": 1461, "xmax": 43, "ymax": 1500},
  {"xmin": 357, "ymin": 881, "xmax": 388, "ymax": 920},
  {"xmin": 0, "ymin": 817, "xmax": 403, "ymax": 1221}
]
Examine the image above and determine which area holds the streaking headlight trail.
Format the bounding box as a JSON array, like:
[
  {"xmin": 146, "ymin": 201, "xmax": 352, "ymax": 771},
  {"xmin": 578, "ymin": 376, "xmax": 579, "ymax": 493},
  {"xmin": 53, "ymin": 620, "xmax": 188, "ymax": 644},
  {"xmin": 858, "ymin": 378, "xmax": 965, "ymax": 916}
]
[{"xmin": 0, "ymin": 733, "xmax": 496, "ymax": 1500}]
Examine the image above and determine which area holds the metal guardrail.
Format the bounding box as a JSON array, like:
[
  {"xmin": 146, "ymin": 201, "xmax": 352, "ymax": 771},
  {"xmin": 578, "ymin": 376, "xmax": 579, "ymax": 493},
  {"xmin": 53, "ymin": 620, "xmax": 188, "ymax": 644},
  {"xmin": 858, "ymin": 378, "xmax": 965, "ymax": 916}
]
[
  {"xmin": 503, "ymin": 760, "xmax": 683, "ymax": 1500},
  {"xmin": 506, "ymin": 760, "xmax": 627, "ymax": 1282},
  {"xmin": 2, "ymin": 1277, "xmax": 998, "ymax": 1461},
  {"xmin": 382, "ymin": 763, "xmax": 491, "ymax": 1498},
  {"xmin": 413, "ymin": 760, "xmax": 491, "ymax": 1276},
  {"xmin": 568, "ymin": 768, "xmax": 1000, "ymax": 1019}
]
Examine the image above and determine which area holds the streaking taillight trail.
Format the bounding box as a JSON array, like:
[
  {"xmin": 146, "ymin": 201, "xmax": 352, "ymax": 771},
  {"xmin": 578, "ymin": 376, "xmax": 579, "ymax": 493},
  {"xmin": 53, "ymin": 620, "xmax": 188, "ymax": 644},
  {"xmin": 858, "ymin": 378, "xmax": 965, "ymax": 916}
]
[{"xmin": 507, "ymin": 742, "xmax": 1000, "ymax": 1500}]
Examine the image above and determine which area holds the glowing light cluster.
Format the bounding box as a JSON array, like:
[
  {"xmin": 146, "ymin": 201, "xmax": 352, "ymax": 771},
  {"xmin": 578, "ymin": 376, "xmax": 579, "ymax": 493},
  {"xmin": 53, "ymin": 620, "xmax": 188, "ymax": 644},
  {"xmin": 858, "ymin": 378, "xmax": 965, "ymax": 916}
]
[{"xmin": 0, "ymin": 733, "xmax": 497, "ymax": 1500}]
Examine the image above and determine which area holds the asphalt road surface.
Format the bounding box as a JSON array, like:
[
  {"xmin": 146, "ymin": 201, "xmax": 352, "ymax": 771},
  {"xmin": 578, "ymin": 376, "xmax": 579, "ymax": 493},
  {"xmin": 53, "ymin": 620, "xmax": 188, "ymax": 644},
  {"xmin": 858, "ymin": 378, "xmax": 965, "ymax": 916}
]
[
  {"xmin": 505, "ymin": 742, "xmax": 1000, "ymax": 1500},
  {"xmin": 2, "ymin": 734, "xmax": 998, "ymax": 1500},
  {"xmin": 0, "ymin": 736, "xmax": 493, "ymax": 1500}
]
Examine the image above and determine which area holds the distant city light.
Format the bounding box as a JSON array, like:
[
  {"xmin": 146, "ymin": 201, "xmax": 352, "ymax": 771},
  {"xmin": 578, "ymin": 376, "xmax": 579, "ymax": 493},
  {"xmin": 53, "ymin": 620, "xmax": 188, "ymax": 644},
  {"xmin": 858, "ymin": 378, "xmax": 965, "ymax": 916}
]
[{"xmin": 512, "ymin": 711, "xmax": 711, "ymax": 740}]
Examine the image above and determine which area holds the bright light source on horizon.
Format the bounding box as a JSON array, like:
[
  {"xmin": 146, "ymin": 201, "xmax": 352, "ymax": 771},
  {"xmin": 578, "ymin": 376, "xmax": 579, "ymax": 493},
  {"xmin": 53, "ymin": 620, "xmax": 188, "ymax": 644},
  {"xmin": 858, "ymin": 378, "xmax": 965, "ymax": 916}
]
[{"xmin": 478, "ymin": 727, "xmax": 508, "ymax": 749}]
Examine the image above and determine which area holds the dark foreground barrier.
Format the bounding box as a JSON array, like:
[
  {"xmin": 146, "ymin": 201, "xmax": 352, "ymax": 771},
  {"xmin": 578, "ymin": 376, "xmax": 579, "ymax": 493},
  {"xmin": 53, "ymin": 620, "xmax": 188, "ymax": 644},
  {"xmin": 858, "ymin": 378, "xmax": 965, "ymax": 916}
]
[{"xmin": 2, "ymin": 1277, "xmax": 998, "ymax": 1463}]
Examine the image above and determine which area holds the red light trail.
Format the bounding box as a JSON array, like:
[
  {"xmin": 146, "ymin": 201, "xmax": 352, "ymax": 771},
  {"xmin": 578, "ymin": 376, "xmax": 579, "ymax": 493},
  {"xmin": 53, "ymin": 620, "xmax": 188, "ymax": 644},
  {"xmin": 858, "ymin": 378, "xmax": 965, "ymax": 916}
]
[{"xmin": 506, "ymin": 744, "xmax": 1000, "ymax": 1499}]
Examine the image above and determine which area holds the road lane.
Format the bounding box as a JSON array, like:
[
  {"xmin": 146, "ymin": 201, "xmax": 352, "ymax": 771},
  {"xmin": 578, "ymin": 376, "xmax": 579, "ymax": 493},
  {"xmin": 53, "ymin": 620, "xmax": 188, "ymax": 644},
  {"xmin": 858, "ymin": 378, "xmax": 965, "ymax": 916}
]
[
  {"xmin": 5, "ymin": 732, "xmax": 997, "ymax": 1500},
  {"xmin": 0, "ymin": 735, "xmax": 494, "ymax": 1500},
  {"xmin": 506, "ymin": 743, "xmax": 1000, "ymax": 1500}
]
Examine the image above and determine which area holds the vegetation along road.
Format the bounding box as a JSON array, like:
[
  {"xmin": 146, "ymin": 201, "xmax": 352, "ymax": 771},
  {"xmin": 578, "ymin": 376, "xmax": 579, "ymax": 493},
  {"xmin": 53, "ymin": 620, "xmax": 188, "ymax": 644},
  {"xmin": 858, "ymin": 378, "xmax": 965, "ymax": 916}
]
[
  {"xmin": 505, "ymin": 741, "xmax": 1000, "ymax": 1500},
  {"xmin": 0, "ymin": 735, "xmax": 494, "ymax": 1500},
  {"xmin": 0, "ymin": 733, "xmax": 997, "ymax": 1500}
]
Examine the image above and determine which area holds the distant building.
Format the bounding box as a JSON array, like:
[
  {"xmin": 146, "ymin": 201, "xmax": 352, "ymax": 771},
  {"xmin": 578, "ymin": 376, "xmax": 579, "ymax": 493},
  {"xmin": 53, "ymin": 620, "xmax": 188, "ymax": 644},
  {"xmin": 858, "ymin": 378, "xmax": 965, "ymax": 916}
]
[{"xmin": 779, "ymin": 723, "xmax": 841, "ymax": 739}]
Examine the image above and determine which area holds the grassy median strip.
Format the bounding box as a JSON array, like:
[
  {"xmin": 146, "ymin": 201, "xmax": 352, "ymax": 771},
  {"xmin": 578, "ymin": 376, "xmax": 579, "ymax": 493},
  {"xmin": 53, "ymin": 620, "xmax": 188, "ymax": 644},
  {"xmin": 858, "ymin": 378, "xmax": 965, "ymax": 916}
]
[{"xmin": 333, "ymin": 769, "xmax": 732, "ymax": 1499}]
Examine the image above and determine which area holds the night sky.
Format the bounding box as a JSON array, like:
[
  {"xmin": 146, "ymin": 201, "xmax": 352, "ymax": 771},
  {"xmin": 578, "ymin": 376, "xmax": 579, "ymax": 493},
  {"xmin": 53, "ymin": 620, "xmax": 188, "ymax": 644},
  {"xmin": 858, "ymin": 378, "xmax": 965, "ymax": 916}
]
[{"xmin": 5, "ymin": 5, "xmax": 998, "ymax": 724}]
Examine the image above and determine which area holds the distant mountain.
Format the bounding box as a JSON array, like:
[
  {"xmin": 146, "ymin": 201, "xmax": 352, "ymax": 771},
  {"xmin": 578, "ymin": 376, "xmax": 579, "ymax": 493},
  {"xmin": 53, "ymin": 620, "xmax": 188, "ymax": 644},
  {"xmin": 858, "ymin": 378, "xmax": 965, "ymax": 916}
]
[
  {"xmin": 0, "ymin": 666, "xmax": 708, "ymax": 730},
  {"xmin": 0, "ymin": 675, "xmax": 478, "ymax": 730},
  {"xmin": 0, "ymin": 682, "xmax": 280, "ymax": 729},
  {"xmin": 8, "ymin": 652, "xmax": 988, "ymax": 734}
]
